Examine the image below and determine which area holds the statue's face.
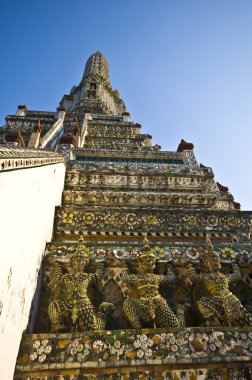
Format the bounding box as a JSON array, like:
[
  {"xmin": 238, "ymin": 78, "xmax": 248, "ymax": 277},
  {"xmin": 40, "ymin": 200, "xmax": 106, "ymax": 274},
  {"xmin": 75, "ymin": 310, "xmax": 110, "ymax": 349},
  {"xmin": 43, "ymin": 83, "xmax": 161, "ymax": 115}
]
[
  {"xmin": 139, "ymin": 254, "xmax": 156, "ymax": 271},
  {"xmin": 70, "ymin": 255, "xmax": 88, "ymax": 273},
  {"xmin": 203, "ymin": 254, "xmax": 221, "ymax": 272}
]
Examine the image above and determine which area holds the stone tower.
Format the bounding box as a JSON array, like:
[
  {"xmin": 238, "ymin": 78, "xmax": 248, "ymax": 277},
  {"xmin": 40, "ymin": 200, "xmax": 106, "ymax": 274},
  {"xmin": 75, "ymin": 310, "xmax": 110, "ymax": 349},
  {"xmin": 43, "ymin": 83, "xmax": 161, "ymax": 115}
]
[{"xmin": 3, "ymin": 52, "xmax": 252, "ymax": 379}]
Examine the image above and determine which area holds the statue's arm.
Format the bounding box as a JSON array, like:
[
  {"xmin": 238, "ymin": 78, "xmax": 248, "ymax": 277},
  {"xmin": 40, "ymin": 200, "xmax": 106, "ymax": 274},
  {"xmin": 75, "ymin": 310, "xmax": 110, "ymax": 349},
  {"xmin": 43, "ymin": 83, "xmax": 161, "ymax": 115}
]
[
  {"xmin": 228, "ymin": 264, "xmax": 242, "ymax": 283},
  {"xmin": 89, "ymin": 262, "xmax": 105, "ymax": 283},
  {"xmin": 186, "ymin": 264, "xmax": 200, "ymax": 283},
  {"xmin": 47, "ymin": 255, "xmax": 63, "ymax": 288},
  {"xmin": 121, "ymin": 267, "xmax": 137, "ymax": 285}
]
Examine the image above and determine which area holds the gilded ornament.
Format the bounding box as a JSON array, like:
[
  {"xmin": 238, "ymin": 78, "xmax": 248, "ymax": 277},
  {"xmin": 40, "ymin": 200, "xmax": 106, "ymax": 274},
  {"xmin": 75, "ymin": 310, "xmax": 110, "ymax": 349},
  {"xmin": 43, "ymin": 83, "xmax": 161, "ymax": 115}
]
[
  {"xmin": 150, "ymin": 246, "xmax": 166, "ymax": 259},
  {"xmin": 83, "ymin": 212, "xmax": 95, "ymax": 224},
  {"xmin": 227, "ymin": 216, "xmax": 238, "ymax": 227},
  {"xmin": 186, "ymin": 248, "xmax": 199, "ymax": 260},
  {"xmin": 125, "ymin": 213, "xmax": 137, "ymax": 228},
  {"xmin": 207, "ymin": 215, "xmax": 218, "ymax": 227},
  {"xmin": 145, "ymin": 214, "xmax": 158, "ymax": 225},
  {"xmin": 62, "ymin": 212, "xmax": 74, "ymax": 224},
  {"xmin": 220, "ymin": 247, "xmax": 237, "ymax": 260}
]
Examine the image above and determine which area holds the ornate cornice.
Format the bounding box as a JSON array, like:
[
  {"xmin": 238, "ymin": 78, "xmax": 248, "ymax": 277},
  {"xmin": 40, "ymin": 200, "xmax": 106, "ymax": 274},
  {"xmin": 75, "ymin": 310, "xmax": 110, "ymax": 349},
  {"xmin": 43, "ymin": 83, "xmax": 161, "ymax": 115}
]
[{"xmin": 0, "ymin": 146, "xmax": 65, "ymax": 172}]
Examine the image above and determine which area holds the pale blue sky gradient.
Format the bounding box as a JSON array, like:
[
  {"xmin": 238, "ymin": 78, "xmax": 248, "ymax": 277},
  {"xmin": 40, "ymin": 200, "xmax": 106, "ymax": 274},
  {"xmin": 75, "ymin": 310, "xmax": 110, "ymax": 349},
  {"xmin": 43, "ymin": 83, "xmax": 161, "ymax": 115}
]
[{"xmin": 1, "ymin": 0, "xmax": 252, "ymax": 208}]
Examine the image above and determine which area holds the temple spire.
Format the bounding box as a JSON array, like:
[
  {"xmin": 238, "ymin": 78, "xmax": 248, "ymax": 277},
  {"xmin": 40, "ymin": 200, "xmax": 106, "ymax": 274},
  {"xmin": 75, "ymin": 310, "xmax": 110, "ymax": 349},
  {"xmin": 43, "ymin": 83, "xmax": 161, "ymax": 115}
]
[
  {"xmin": 59, "ymin": 51, "xmax": 125, "ymax": 115},
  {"xmin": 83, "ymin": 51, "xmax": 110, "ymax": 84}
]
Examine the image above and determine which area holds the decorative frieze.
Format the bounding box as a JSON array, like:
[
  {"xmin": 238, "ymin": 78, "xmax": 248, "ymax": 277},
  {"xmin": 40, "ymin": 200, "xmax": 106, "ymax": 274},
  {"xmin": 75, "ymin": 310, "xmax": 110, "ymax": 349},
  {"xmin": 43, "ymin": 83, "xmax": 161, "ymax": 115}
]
[
  {"xmin": 84, "ymin": 136, "xmax": 152, "ymax": 148},
  {"xmin": 44, "ymin": 241, "xmax": 252, "ymax": 265},
  {"xmin": 63, "ymin": 189, "xmax": 219, "ymax": 208},
  {"xmin": 73, "ymin": 148, "xmax": 187, "ymax": 160},
  {"xmin": 67, "ymin": 160, "xmax": 201, "ymax": 175},
  {"xmin": 87, "ymin": 124, "xmax": 140, "ymax": 137},
  {"xmin": 55, "ymin": 207, "xmax": 252, "ymax": 239},
  {"xmin": 65, "ymin": 172, "xmax": 213, "ymax": 191},
  {"xmin": 0, "ymin": 146, "xmax": 65, "ymax": 172}
]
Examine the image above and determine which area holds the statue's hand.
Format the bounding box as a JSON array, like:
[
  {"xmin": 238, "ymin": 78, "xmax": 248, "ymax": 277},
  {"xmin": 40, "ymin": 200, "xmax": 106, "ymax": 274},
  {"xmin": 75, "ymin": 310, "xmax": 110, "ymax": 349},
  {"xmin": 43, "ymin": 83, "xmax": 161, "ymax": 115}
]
[
  {"xmin": 229, "ymin": 263, "xmax": 242, "ymax": 282},
  {"xmin": 165, "ymin": 263, "xmax": 175, "ymax": 274},
  {"xmin": 187, "ymin": 264, "xmax": 197, "ymax": 277},
  {"xmin": 164, "ymin": 263, "xmax": 176, "ymax": 282},
  {"xmin": 231, "ymin": 263, "xmax": 241, "ymax": 275}
]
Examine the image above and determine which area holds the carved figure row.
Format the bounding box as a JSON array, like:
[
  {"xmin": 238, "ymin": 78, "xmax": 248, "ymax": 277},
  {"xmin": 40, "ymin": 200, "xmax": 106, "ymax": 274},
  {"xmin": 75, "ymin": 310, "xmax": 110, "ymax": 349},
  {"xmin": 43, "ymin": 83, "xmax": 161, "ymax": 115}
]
[{"xmin": 47, "ymin": 238, "xmax": 252, "ymax": 332}]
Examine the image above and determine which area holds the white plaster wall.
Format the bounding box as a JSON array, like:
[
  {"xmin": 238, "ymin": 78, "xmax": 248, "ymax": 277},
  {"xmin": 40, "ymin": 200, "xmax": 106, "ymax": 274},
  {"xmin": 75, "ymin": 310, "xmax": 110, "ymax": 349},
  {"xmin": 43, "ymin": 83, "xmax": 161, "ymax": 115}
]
[{"xmin": 0, "ymin": 163, "xmax": 65, "ymax": 379}]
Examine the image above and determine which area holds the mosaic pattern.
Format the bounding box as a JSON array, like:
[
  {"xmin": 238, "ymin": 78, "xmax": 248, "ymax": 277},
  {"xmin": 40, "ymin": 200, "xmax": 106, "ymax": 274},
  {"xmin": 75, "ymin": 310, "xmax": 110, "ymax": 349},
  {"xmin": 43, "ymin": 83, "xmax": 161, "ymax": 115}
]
[
  {"xmin": 16, "ymin": 328, "xmax": 252, "ymax": 367},
  {"xmin": 55, "ymin": 208, "xmax": 252, "ymax": 237}
]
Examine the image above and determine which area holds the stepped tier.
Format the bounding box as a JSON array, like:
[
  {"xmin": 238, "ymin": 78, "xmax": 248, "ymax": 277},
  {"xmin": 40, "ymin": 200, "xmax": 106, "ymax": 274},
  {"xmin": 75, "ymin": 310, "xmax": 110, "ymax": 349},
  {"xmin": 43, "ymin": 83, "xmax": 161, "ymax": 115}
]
[
  {"xmin": 54, "ymin": 207, "xmax": 251, "ymax": 243},
  {"xmin": 65, "ymin": 172, "xmax": 213, "ymax": 192},
  {"xmin": 62, "ymin": 190, "xmax": 219, "ymax": 208},
  {"xmin": 3, "ymin": 110, "xmax": 58, "ymax": 145}
]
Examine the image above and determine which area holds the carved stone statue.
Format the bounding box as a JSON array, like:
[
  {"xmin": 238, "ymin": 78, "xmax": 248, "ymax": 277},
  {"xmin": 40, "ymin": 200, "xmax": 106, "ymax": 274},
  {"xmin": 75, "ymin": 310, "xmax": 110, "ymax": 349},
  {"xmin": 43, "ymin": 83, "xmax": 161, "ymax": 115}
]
[
  {"xmin": 122, "ymin": 240, "xmax": 179, "ymax": 329},
  {"xmin": 48, "ymin": 242, "xmax": 108, "ymax": 332},
  {"xmin": 188, "ymin": 238, "xmax": 252, "ymax": 327}
]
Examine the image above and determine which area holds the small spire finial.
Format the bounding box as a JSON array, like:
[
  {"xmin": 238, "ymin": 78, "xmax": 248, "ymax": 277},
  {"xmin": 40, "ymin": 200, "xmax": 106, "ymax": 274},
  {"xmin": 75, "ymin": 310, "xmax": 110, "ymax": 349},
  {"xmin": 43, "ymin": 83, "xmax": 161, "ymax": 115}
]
[
  {"xmin": 34, "ymin": 119, "xmax": 42, "ymax": 133},
  {"xmin": 83, "ymin": 51, "xmax": 110, "ymax": 83},
  {"xmin": 143, "ymin": 236, "xmax": 149, "ymax": 246},
  {"xmin": 205, "ymin": 233, "xmax": 212, "ymax": 248}
]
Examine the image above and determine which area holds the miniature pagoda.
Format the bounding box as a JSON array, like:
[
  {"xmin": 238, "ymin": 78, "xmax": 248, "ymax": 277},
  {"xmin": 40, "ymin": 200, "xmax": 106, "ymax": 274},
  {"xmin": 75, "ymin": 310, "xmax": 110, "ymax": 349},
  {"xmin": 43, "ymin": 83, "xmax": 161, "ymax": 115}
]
[{"xmin": 5, "ymin": 51, "xmax": 252, "ymax": 379}]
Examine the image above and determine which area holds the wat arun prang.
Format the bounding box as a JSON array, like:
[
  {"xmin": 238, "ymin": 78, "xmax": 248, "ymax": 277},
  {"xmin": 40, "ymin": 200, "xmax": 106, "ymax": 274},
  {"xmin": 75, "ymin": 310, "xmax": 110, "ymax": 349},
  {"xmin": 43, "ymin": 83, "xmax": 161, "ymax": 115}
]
[{"xmin": 11, "ymin": 52, "xmax": 252, "ymax": 379}]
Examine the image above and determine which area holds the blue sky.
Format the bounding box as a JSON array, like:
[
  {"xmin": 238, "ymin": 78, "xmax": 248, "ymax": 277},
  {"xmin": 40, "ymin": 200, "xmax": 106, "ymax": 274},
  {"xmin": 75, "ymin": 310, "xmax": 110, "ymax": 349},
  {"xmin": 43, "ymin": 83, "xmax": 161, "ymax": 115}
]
[{"xmin": 1, "ymin": 0, "xmax": 252, "ymax": 209}]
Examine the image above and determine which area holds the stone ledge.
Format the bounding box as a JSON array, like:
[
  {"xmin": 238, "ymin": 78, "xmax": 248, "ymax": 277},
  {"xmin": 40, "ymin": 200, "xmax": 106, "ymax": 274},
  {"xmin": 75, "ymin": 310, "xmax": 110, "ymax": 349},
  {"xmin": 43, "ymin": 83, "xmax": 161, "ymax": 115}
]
[
  {"xmin": 0, "ymin": 145, "xmax": 65, "ymax": 172},
  {"xmin": 16, "ymin": 327, "xmax": 252, "ymax": 373}
]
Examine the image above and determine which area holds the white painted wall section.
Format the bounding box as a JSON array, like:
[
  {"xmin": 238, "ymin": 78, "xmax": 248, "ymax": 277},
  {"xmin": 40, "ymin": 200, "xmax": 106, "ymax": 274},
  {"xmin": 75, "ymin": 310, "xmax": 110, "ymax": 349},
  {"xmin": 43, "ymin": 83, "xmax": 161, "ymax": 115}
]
[{"xmin": 0, "ymin": 162, "xmax": 65, "ymax": 380}]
